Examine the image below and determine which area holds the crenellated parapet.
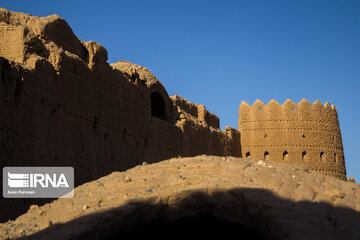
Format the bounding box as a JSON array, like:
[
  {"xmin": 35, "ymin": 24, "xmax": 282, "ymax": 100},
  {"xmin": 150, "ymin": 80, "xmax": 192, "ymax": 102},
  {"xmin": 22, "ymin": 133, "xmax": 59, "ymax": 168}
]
[{"xmin": 238, "ymin": 99, "xmax": 346, "ymax": 180}]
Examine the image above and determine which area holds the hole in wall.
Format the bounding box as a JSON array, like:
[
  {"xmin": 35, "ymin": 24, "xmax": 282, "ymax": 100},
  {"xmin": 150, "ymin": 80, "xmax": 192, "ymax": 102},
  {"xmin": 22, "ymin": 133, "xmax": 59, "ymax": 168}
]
[
  {"xmin": 292, "ymin": 107, "xmax": 295, "ymax": 111},
  {"xmin": 245, "ymin": 152, "xmax": 251, "ymax": 157},
  {"xmin": 92, "ymin": 117, "xmax": 98, "ymax": 133},
  {"xmin": 144, "ymin": 135, "xmax": 149, "ymax": 148},
  {"xmin": 334, "ymin": 153, "xmax": 338, "ymax": 163},
  {"xmin": 259, "ymin": 107, "xmax": 262, "ymax": 111},
  {"xmin": 150, "ymin": 92, "xmax": 166, "ymax": 120},
  {"xmin": 283, "ymin": 151, "xmax": 289, "ymax": 161},
  {"xmin": 320, "ymin": 152, "xmax": 324, "ymax": 161},
  {"xmin": 264, "ymin": 151, "xmax": 269, "ymax": 161},
  {"xmin": 302, "ymin": 134, "xmax": 305, "ymax": 138},
  {"xmin": 131, "ymin": 71, "xmax": 139, "ymax": 82},
  {"xmin": 123, "ymin": 128, "xmax": 127, "ymax": 140},
  {"xmin": 302, "ymin": 151, "xmax": 307, "ymax": 161},
  {"xmin": 14, "ymin": 81, "xmax": 23, "ymax": 108},
  {"xmin": 264, "ymin": 134, "xmax": 267, "ymax": 138}
]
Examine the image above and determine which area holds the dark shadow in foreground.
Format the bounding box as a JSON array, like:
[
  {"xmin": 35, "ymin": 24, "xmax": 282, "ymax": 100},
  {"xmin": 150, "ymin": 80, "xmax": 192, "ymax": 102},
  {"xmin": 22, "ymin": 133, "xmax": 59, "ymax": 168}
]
[{"xmin": 19, "ymin": 188, "xmax": 360, "ymax": 240}]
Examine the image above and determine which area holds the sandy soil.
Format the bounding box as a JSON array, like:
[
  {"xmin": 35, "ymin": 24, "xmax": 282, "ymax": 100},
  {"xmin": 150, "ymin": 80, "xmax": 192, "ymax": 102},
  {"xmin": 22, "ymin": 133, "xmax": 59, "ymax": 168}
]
[{"xmin": 1, "ymin": 155, "xmax": 360, "ymax": 239}]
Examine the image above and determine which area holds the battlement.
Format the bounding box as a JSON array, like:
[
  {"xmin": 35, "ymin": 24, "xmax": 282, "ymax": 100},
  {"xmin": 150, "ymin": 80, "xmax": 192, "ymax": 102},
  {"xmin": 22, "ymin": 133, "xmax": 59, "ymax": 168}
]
[
  {"xmin": 240, "ymin": 99, "xmax": 337, "ymax": 112},
  {"xmin": 239, "ymin": 99, "xmax": 339, "ymax": 126},
  {"xmin": 238, "ymin": 99, "xmax": 346, "ymax": 180}
]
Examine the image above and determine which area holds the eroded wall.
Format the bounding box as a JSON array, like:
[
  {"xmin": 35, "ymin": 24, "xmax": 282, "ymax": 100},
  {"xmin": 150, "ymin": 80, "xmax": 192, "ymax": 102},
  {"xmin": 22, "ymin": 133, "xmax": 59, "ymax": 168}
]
[
  {"xmin": 0, "ymin": 8, "xmax": 349, "ymax": 222},
  {"xmin": 171, "ymin": 95, "xmax": 240, "ymax": 158},
  {"xmin": 0, "ymin": 8, "xmax": 241, "ymax": 221},
  {"xmin": 238, "ymin": 99, "xmax": 346, "ymax": 180}
]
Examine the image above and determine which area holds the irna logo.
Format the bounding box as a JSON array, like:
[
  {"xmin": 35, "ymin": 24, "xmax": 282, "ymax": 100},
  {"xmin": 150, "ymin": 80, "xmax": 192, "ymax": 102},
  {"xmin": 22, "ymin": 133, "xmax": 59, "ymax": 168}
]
[
  {"xmin": 3, "ymin": 167, "xmax": 74, "ymax": 198},
  {"xmin": 8, "ymin": 172, "xmax": 69, "ymax": 188}
]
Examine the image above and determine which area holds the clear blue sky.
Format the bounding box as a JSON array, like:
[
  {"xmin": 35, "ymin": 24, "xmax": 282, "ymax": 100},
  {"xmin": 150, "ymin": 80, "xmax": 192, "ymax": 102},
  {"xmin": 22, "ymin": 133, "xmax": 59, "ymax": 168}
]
[{"xmin": 2, "ymin": 0, "xmax": 360, "ymax": 181}]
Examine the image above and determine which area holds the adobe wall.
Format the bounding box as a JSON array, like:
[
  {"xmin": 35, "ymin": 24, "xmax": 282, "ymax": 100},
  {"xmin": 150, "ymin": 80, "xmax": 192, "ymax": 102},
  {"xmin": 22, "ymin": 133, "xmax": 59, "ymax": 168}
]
[
  {"xmin": 0, "ymin": 24, "xmax": 26, "ymax": 62},
  {"xmin": 0, "ymin": 8, "xmax": 241, "ymax": 221},
  {"xmin": 0, "ymin": 7, "xmax": 349, "ymax": 221},
  {"xmin": 238, "ymin": 99, "xmax": 346, "ymax": 180},
  {"xmin": 171, "ymin": 95, "xmax": 220, "ymax": 129}
]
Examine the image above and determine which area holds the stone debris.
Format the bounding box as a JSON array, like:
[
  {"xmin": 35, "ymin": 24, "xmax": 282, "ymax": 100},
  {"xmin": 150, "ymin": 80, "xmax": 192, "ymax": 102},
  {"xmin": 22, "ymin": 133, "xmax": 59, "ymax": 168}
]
[{"xmin": 124, "ymin": 176, "xmax": 132, "ymax": 182}]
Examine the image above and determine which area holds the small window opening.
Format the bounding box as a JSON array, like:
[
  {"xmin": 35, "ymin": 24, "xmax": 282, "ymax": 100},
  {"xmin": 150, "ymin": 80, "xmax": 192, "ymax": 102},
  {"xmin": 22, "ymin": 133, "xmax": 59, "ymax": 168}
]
[
  {"xmin": 264, "ymin": 151, "xmax": 269, "ymax": 160},
  {"xmin": 259, "ymin": 107, "xmax": 262, "ymax": 111},
  {"xmin": 320, "ymin": 152, "xmax": 324, "ymax": 161},
  {"xmin": 302, "ymin": 151, "xmax": 307, "ymax": 161},
  {"xmin": 150, "ymin": 92, "xmax": 166, "ymax": 120},
  {"xmin": 283, "ymin": 151, "xmax": 289, "ymax": 161},
  {"xmin": 123, "ymin": 128, "xmax": 127, "ymax": 140},
  {"xmin": 292, "ymin": 106, "xmax": 295, "ymax": 111},
  {"xmin": 302, "ymin": 134, "xmax": 305, "ymax": 138},
  {"xmin": 245, "ymin": 152, "xmax": 251, "ymax": 157}
]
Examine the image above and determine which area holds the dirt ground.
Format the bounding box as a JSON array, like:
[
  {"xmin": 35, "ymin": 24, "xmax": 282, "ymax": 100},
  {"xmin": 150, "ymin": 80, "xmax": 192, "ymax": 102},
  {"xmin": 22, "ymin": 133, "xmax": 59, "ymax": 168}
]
[{"xmin": 1, "ymin": 155, "xmax": 359, "ymax": 239}]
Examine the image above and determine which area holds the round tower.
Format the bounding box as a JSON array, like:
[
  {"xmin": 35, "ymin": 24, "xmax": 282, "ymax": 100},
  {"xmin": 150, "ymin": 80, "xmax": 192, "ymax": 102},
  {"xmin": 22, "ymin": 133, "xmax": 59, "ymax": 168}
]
[{"xmin": 238, "ymin": 99, "xmax": 346, "ymax": 180}]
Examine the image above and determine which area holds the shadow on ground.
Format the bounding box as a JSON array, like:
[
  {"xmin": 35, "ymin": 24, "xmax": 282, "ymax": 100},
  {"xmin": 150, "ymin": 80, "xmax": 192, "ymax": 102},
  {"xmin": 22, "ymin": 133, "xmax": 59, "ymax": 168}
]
[{"xmin": 19, "ymin": 188, "xmax": 360, "ymax": 240}]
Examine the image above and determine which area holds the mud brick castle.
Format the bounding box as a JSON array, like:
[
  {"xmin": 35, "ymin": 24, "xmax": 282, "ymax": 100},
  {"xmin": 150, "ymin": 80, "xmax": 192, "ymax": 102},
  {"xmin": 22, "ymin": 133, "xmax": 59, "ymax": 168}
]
[
  {"xmin": 0, "ymin": 8, "xmax": 346, "ymax": 219},
  {"xmin": 239, "ymin": 99, "xmax": 345, "ymax": 180},
  {"xmin": 0, "ymin": 8, "xmax": 346, "ymax": 181}
]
